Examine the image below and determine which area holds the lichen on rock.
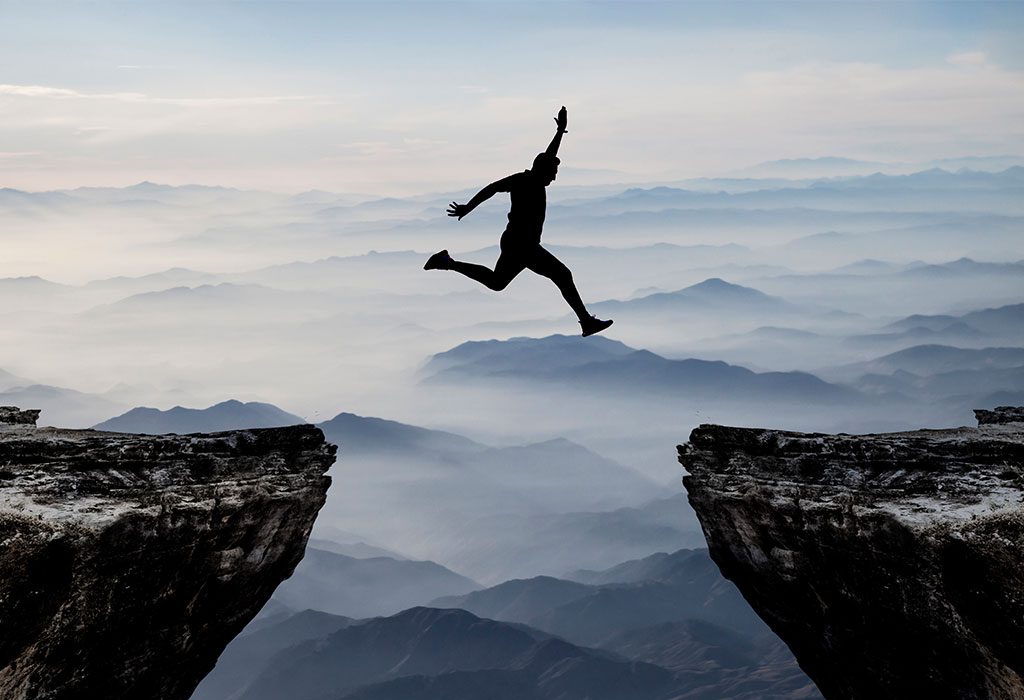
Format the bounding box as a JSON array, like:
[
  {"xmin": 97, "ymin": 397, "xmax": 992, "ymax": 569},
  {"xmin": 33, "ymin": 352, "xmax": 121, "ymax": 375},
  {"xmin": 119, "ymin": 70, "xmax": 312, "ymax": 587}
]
[
  {"xmin": 679, "ymin": 409, "xmax": 1024, "ymax": 700},
  {"xmin": 0, "ymin": 408, "xmax": 336, "ymax": 700}
]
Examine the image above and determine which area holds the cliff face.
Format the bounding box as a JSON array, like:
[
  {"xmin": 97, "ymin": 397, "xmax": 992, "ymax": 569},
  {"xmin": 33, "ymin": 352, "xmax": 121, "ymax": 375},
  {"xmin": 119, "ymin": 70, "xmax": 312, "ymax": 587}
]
[
  {"xmin": 679, "ymin": 407, "xmax": 1024, "ymax": 700},
  {"xmin": 0, "ymin": 406, "xmax": 336, "ymax": 700}
]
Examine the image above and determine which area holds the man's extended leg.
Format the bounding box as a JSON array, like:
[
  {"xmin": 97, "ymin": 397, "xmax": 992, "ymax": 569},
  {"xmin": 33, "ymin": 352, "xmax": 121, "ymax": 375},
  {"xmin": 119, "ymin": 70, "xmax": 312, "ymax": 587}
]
[
  {"xmin": 525, "ymin": 246, "xmax": 590, "ymax": 321},
  {"xmin": 426, "ymin": 248, "xmax": 526, "ymax": 291},
  {"xmin": 526, "ymin": 246, "xmax": 613, "ymax": 336}
]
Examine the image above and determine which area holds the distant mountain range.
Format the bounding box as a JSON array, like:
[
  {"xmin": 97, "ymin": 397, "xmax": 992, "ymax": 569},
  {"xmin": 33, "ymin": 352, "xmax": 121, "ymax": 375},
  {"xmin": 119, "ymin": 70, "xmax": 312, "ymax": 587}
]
[
  {"xmin": 591, "ymin": 277, "xmax": 799, "ymax": 317},
  {"xmin": 191, "ymin": 609, "xmax": 356, "ymax": 700},
  {"xmin": 426, "ymin": 494, "xmax": 704, "ymax": 585},
  {"xmin": 424, "ymin": 334, "xmax": 860, "ymax": 404},
  {"xmin": 430, "ymin": 548, "xmax": 764, "ymax": 647},
  {"xmin": 0, "ymin": 367, "xmax": 31, "ymax": 391},
  {"xmin": 0, "ymin": 383, "xmax": 123, "ymax": 429},
  {"xmin": 195, "ymin": 548, "xmax": 819, "ymax": 700},
  {"xmin": 90, "ymin": 401, "xmax": 681, "ymax": 581},
  {"xmin": 886, "ymin": 303, "xmax": 1024, "ymax": 341},
  {"xmin": 235, "ymin": 607, "xmax": 682, "ymax": 700},
  {"xmin": 826, "ymin": 344, "xmax": 1024, "ymax": 383},
  {"xmin": 94, "ymin": 399, "xmax": 305, "ymax": 433},
  {"xmin": 272, "ymin": 546, "xmax": 480, "ymax": 618}
]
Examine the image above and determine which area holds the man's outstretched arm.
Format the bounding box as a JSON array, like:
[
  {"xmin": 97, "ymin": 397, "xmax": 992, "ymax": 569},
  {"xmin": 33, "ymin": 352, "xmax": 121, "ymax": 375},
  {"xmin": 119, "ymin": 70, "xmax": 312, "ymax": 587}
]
[
  {"xmin": 447, "ymin": 175, "xmax": 517, "ymax": 219},
  {"xmin": 545, "ymin": 105, "xmax": 568, "ymax": 158}
]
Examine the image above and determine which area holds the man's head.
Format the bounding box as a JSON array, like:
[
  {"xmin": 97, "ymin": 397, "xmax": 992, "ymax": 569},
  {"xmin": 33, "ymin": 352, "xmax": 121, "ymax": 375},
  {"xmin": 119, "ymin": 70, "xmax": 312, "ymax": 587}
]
[{"xmin": 531, "ymin": 152, "xmax": 560, "ymax": 185}]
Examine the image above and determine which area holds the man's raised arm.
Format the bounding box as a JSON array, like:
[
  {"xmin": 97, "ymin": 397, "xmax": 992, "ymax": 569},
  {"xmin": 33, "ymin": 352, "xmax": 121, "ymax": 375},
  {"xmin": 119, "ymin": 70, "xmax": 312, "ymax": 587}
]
[{"xmin": 545, "ymin": 105, "xmax": 568, "ymax": 158}]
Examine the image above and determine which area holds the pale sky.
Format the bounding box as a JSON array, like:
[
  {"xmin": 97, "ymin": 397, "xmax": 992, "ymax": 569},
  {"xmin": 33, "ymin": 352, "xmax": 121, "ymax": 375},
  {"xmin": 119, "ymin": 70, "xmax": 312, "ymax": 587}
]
[{"xmin": 2, "ymin": 0, "xmax": 1023, "ymax": 194}]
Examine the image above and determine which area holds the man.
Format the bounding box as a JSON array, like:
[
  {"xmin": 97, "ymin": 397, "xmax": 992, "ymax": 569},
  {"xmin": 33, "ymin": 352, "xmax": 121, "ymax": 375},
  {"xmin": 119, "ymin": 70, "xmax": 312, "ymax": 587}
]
[{"xmin": 424, "ymin": 106, "xmax": 614, "ymax": 337}]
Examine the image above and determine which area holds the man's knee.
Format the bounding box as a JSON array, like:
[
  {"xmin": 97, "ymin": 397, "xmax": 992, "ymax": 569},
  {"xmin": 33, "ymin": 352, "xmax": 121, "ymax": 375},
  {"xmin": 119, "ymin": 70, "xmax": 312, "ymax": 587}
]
[
  {"xmin": 489, "ymin": 276, "xmax": 513, "ymax": 291},
  {"xmin": 550, "ymin": 265, "xmax": 573, "ymax": 287}
]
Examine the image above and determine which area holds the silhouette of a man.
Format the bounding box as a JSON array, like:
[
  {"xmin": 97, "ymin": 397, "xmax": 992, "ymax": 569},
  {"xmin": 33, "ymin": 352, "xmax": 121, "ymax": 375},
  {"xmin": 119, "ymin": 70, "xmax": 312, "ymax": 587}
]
[{"xmin": 424, "ymin": 106, "xmax": 613, "ymax": 337}]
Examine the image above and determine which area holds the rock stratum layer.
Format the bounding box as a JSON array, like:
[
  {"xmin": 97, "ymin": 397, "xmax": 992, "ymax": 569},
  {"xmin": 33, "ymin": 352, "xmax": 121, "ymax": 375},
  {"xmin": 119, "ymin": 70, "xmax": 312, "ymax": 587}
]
[
  {"xmin": 0, "ymin": 407, "xmax": 335, "ymax": 700},
  {"xmin": 679, "ymin": 406, "xmax": 1024, "ymax": 700}
]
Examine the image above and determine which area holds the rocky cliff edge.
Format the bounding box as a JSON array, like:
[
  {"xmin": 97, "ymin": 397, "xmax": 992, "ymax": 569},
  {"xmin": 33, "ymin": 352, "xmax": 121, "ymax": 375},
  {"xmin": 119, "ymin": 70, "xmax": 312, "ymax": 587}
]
[
  {"xmin": 0, "ymin": 406, "xmax": 336, "ymax": 700},
  {"xmin": 680, "ymin": 406, "xmax": 1024, "ymax": 700}
]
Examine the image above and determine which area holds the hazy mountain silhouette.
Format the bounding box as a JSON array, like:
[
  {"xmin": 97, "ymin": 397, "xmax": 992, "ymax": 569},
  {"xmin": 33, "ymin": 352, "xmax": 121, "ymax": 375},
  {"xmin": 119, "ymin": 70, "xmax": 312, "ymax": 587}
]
[
  {"xmin": 307, "ymin": 538, "xmax": 408, "ymax": 560},
  {"xmin": 425, "ymin": 335, "xmax": 859, "ymax": 403},
  {"xmin": 0, "ymin": 384, "xmax": 123, "ymax": 428},
  {"xmin": 431, "ymin": 549, "xmax": 765, "ymax": 647},
  {"xmin": 316, "ymin": 410, "xmax": 663, "ymax": 517},
  {"xmin": 886, "ymin": 303, "xmax": 1024, "ymax": 340},
  {"xmin": 600, "ymin": 619, "xmax": 820, "ymax": 698},
  {"xmin": 826, "ymin": 345, "xmax": 1024, "ymax": 382},
  {"xmin": 566, "ymin": 548, "xmax": 706, "ymax": 585},
  {"xmin": 853, "ymin": 365, "xmax": 1024, "ymax": 404},
  {"xmin": 592, "ymin": 278, "xmax": 797, "ymax": 317},
  {"xmin": 430, "ymin": 495, "xmax": 703, "ymax": 584},
  {"xmin": 236, "ymin": 607, "xmax": 680, "ymax": 700},
  {"xmin": 422, "ymin": 333, "xmax": 634, "ymax": 377},
  {"xmin": 0, "ymin": 367, "xmax": 31, "ymax": 391},
  {"xmin": 317, "ymin": 411, "xmax": 481, "ymax": 455},
  {"xmin": 94, "ymin": 399, "xmax": 305, "ymax": 434},
  {"xmin": 843, "ymin": 323, "xmax": 988, "ymax": 351},
  {"xmin": 272, "ymin": 547, "xmax": 480, "ymax": 618},
  {"xmin": 190, "ymin": 609, "xmax": 355, "ymax": 700}
]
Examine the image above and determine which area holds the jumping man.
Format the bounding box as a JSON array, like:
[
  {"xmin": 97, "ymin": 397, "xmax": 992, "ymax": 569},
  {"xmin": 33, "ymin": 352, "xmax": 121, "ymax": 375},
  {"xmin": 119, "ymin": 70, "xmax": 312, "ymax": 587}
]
[{"xmin": 424, "ymin": 106, "xmax": 614, "ymax": 337}]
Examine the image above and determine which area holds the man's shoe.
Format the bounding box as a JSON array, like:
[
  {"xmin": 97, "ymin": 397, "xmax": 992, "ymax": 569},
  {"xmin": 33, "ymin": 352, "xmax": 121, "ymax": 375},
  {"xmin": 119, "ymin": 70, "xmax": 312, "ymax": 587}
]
[
  {"xmin": 424, "ymin": 250, "xmax": 453, "ymax": 270},
  {"xmin": 580, "ymin": 316, "xmax": 613, "ymax": 337}
]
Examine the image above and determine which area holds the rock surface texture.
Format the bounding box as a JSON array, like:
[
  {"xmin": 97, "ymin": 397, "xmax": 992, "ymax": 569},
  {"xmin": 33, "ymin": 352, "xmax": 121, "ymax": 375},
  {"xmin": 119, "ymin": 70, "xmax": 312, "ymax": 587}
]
[
  {"xmin": 0, "ymin": 407, "xmax": 335, "ymax": 700},
  {"xmin": 679, "ymin": 406, "xmax": 1024, "ymax": 700}
]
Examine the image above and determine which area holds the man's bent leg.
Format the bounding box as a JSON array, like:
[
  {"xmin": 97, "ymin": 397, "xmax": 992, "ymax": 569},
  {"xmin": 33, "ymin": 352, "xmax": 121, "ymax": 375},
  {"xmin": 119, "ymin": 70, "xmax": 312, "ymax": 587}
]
[
  {"xmin": 525, "ymin": 246, "xmax": 590, "ymax": 322},
  {"xmin": 449, "ymin": 248, "xmax": 525, "ymax": 291}
]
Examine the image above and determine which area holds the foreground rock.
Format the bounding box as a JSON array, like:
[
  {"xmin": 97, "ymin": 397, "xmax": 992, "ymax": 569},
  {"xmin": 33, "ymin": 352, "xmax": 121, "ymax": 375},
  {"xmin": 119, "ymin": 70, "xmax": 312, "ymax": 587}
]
[
  {"xmin": 679, "ymin": 406, "xmax": 1024, "ymax": 700},
  {"xmin": 0, "ymin": 406, "xmax": 335, "ymax": 700}
]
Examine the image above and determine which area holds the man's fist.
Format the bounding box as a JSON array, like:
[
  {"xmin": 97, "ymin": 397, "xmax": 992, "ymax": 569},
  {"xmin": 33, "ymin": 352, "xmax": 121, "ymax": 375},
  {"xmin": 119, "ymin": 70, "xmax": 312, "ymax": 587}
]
[{"xmin": 554, "ymin": 106, "xmax": 568, "ymax": 133}]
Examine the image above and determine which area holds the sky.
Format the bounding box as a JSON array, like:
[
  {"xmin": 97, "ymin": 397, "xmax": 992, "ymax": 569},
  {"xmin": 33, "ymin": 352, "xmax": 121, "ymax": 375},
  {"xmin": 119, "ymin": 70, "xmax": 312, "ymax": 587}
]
[{"xmin": 2, "ymin": 0, "xmax": 1023, "ymax": 194}]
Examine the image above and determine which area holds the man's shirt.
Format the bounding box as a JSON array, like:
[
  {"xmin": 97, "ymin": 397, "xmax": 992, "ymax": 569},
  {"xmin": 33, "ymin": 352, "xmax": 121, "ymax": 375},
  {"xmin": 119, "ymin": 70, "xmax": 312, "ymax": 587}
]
[{"xmin": 495, "ymin": 171, "xmax": 546, "ymax": 242}]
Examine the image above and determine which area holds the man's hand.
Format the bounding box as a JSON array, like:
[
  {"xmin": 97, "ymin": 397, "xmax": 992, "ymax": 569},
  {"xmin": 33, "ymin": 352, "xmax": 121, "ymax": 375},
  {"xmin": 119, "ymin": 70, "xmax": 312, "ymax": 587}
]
[
  {"xmin": 447, "ymin": 201, "xmax": 470, "ymax": 220},
  {"xmin": 554, "ymin": 105, "xmax": 568, "ymax": 133}
]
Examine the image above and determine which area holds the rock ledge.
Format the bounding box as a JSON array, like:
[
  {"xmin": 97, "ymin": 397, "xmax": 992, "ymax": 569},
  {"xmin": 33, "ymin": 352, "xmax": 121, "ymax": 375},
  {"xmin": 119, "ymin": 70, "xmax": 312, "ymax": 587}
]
[
  {"xmin": 0, "ymin": 408, "xmax": 336, "ymax": 700},
  {"xmin": 679, "ymin": 410, "xmax": 1024, "ymax": 700}
]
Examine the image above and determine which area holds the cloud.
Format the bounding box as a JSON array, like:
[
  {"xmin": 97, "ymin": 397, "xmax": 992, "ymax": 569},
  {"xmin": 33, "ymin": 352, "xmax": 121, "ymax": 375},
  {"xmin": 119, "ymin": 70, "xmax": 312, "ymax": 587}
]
[
  {"xmin": 947, "ymin": 51, "xmax": 989, "ymax": 67},
  {"xmin": 0, "ymin": 83, "xmax": 313, "ymax": 106}
]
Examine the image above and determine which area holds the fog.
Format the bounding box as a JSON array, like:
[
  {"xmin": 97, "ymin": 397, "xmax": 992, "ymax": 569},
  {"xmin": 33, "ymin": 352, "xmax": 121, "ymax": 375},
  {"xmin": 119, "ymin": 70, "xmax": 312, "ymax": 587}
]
[{"xmin": 2, "ymin": 161, "xmax": 1023, "ymax": 580}]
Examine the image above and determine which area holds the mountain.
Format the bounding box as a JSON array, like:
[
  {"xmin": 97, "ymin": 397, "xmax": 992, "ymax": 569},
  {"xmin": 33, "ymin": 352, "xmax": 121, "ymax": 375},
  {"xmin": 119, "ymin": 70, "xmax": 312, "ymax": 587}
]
[
  {"xmin": 567, "ymin": 548, "xmax": 706, "ymax": 585},
  {"xmin": 0, "ymin": 384, "xmax": 123, "ymax": 428},
  {"xmin": 317, "ymin": 411, "xmax": 482, "ymax": 455},
  {"xmin": 271, "ymin": 547, "xmax": 481, "ymax": 618},
  {"xmin": 431, "ymin": 549, "xmax": 765, "ymax": 647},
  {"xmin": 425, "ymin": 336, "xmax": 859, "ymax": 404},
  {"xmin": 592, "ymin": 278, "xmax": 796, "ymax": 316},
  {"xmin": 886, "ymin": 304, "xmax": 1024, "ymax": 342},
  {"xmin": 421, "ymin": 333, "xmax": 635, "ymax": 378},
  {"xmin": 236, "ymin": 607, "xmax": 680, "ymax": 700},
  {"xmin": 600, "ymin": 619, "xmax": 819, "ymax": 698},
  {"xmin": 315, "ymin": 411, "xmax": 664, "ymax": 519},
  {"xmin": 190, "ymin": 609, "xmax": 355, "ymax": 700},
  {"xmin": 431, "ymin": 576, "xmax": 592, "ymax": 623},
  {"xmin": 424, "ymin": 494, "xmax": 705, "ymax": 585},
  {"xmin": 94, "ymin": 399, "xmax": 306, "ymax": 434},
  {"xmin": 739, "ymin": 156, "xmax": 890, "ymax": 177},
  {"xmin": 826, "ymin": 345, "xmax": 1024, "ymax": 383},
  {"xmin": 88, "ymin": 283, "xmax": 314, "ymax": 315},
  {"xmin": 306, "ymin": 538, "xmax": 407, "ymax": 560},
  {"xmin": 0, "ymin": 367, "xmax": 32, "ymax": 391},
  {"xmin": 84, "ymin": 268, "xmax": 222, "ymax": 296}
]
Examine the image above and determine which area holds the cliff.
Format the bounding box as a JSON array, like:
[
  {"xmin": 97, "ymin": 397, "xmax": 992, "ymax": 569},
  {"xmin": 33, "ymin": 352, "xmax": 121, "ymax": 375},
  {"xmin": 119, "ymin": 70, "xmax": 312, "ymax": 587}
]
[
  {"xmin": 679, "ymin": 406, "xmax": 1024, "ymax": 700},
  {"xmin": 0, "ymin": 406, "xmax": 336, "ymax": 700}
]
